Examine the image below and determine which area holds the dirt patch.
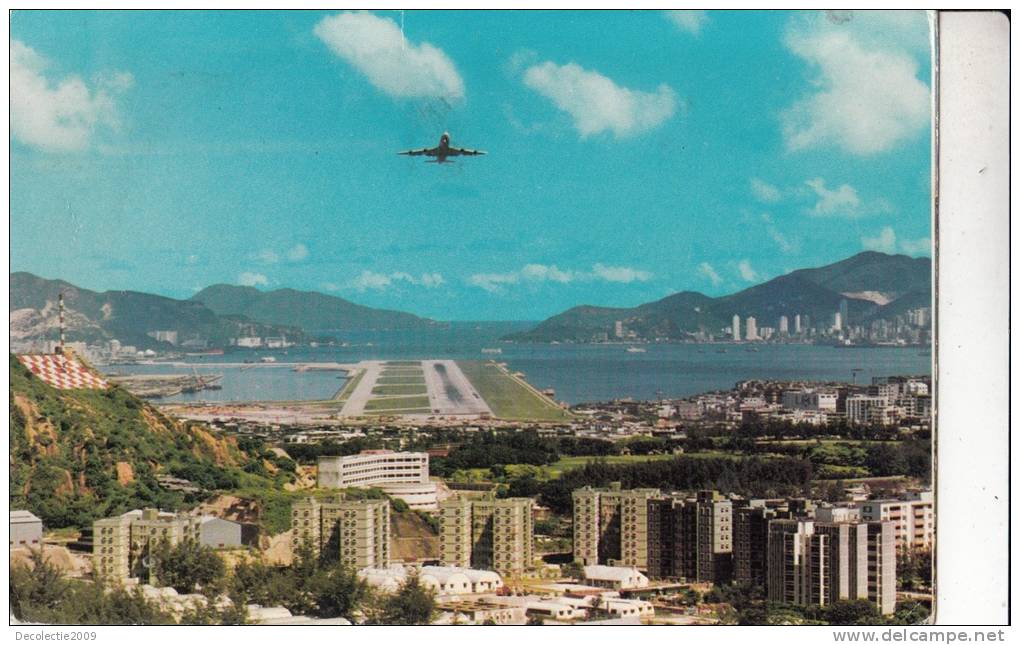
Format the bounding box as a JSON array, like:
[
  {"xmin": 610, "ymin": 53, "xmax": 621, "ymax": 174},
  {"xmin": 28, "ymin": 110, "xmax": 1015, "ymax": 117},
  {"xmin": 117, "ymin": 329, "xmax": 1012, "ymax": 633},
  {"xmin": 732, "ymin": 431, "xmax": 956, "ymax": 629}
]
[
  {"xmin": 390, "ymin": 511, "xmax": 439, "ymax": 563},
  {"xmin": 263, "ymin": 530, "xmax": 294, "ymax": 566},
  {"xmin": 116, "ymin": 461, "xmax": 135, "ymax": 485},
  {"xmin": 284, "ymin": 465, "xmax": 316, "ymax": 492},
  {"xmin": 10, "ymin": 545, "xmax": 89, "ymax": 577},
  {"xmin": 193, "ymin": 494, "xmax": 262, "ymax": 526}
]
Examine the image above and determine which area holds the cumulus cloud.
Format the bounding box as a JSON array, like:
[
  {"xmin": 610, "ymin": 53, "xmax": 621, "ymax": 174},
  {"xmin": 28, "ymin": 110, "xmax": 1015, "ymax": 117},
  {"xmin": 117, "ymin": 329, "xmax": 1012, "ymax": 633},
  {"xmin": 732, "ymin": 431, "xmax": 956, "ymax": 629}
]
[
  {"xmin": 899, "ymin": 236, "xmax": 931, "ymax": 256},
  {"xmin": 349, "ymin": 270, "xmax": 445, "ymax": 292},
  {"xmin": 522, "ymin": 61, "xmax": 677, "ymax": 138},
  {"xmin": 592, "ymin": 263, "xmax": 652, "ymax": 283},
  {"xmin": 737, "ymin": 260, "xmax": 760, "ymax": 283},
  {"xmin": 862, "ymin": 227, "xmax": 897, "ymax": 253},
  {"xmin": 238, "ymin": 272, "xmax": 268, "ymax": 287},
  {"xmin": 468, "ymin": 272, "xmax": 520, "ymax": 293},
  {"xmin": 805, "ymin": 178, "xmax": 861, "ymax": 216},
  {"xmin": 698, "ymin": 262, "xmax": 723, "ymax": 287},
  {"xmin": 781, "ymin": 11, "xmax": 931, "ymax": 155},
  {"xmin": 750, "ymin": 178, "xmax": 782, "ymax": 203},
  {"xmin": 286, "ymin": 244, "xmax": 309, "ymax": 261},
  {"xmin": 314, "ymin": 12, "xmax": 464, "ymax": 100},
  {"xmin": 10, "ymin": 40, "xmax": 134, "ymax": 152},
  {"xmin": 468, "ymin": 262, "xmax": 652, "ymax": 293},
  {"xmin": 254, "ymin": 249, "xmax": 280, "ymax": 264},
  {"xmin": 665, "ymin": 10, "xmax": 708, "ymax": 35}
]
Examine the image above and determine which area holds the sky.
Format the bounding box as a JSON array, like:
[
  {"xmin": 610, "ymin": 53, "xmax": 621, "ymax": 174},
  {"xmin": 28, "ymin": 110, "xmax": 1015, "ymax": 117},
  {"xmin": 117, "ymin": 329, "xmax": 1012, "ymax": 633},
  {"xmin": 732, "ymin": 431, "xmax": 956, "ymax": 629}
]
[{"xmin": 10, "ymin": 10, "xmax": 934, "ymax": 321}]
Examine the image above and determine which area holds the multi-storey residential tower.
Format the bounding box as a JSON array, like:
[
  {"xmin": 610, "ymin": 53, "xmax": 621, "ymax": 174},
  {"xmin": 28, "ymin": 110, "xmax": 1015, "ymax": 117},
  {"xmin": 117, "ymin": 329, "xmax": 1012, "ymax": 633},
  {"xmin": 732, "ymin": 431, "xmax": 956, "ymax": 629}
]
[
  {"xmin": 93, "ymin": 509, "xmax": 201, "ymax": 583},
  {"xmin": 439, "ymin": 497, "xmax": 534, "ymax": 578},
  {"xmin": 291, "ymin": 495, "xmax": 390, "ymax": 569}
]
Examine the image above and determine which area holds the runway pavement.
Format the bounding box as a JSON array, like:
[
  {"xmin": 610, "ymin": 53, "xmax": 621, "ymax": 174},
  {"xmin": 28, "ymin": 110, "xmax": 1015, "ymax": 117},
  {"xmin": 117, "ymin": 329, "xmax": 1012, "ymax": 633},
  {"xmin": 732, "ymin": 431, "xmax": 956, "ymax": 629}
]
[{"xmin": 422, "ymin": 360, "xmax": 492, "ymax": 416}]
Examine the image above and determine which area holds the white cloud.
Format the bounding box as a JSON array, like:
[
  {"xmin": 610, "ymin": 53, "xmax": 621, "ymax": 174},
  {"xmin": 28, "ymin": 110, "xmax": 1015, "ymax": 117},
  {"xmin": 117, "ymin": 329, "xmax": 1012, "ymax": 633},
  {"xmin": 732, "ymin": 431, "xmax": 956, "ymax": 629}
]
[
  {"xmin": 750, "ymin": 178, "xmax": 782, "ymax": 203},
  {"xmin": 737, "ymin": 260, "xmax": 760, "ymax": 283},
  {"xmin": 782, "ymin": 11, "xmax": 931, "ymax": 155},
  {"xmin": 468, "ymin": 262, "xmax": 652, "ymax": 292},
  {"xmin": 349, "ymin": 270, "xmax": 445, "ymax": 292},
  {"xmin": 238, "ymin": 272, "xmax": 268, "ymax": 287},
  {"xmin": 862, "ymin": 227, "xmax": 897, "ymax": 253},
  {"xmin": 254, "ymin": 249, "xmax": 280, "ymax": 264},
  {"xmin": 522, "ymin": 61, "xmax": 677, "ymax": 138},
  {"xmin": 899, "ymin": 236, "xmax": 931, "ymax": 256},
  {"xmin": 805, "ymin": 178, "xmax": 861, "ymax": 216},
  {"xmin": 468, "ymin": 272, "xmax": 519, "ymax": 293},
  {"xmin": 286, "ymin": 244, "xmax": 309, "ymax": 262},
  {"xmin": 314, "ymin": 12, "xmax": 464, "ymax": 100},
  {"xmin": 766, "ymin": 225, "xmax": 797, "ymax": 254},
  {"xmin": 698, "ymin": 262, "xmax": 723, "ymax": 287},
  {"xmin": 665, "ymin": 10, "xmax": 708, "ymax": 35},
  {"xmin": 592, "ymin": 263, "xmax": 652, "ymax": 283},
  {"xmin": 10, "ymin": 40, "xmax": 133, "ymax": 152}
]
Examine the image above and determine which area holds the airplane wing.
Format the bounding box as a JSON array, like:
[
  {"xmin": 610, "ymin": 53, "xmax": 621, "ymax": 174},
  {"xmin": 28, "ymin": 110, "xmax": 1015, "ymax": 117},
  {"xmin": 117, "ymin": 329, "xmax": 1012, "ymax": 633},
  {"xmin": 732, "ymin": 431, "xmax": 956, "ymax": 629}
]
[
  {"xmin": 447, "ymin": 147, "xmax": 486, "ymax": 157},
  {"xmin": 398, "ymin": 147, "xmax": 438, "ymax": 156}
]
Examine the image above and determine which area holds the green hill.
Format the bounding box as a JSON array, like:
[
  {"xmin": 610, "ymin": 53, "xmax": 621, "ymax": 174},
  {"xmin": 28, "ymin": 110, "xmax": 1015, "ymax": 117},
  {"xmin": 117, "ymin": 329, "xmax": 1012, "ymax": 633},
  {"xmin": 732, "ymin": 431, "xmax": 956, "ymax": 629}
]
[
  {"xmin": 9, "ymin": 354, "xmax": 286, "ymax": 530},
  {"xmin": 10, "ymin": 272, "xmax": 304, "ymax": 349},
  {"xmin": 191, "ymin": 284, "xmax": 438, "ymax": 331}
]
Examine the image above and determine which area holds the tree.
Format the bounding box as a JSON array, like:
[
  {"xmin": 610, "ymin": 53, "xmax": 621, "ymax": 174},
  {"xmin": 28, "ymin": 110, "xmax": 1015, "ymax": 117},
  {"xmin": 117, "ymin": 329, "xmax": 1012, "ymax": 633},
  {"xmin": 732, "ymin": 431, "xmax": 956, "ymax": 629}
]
[
  {"xmin": 371, "ymin": 574, "xmax": 436, "ymax": 625},
  {"xmin": 309, "ymin": 564, "xmax": 369, "ymax": 619},
  {"xmin": 825, "ymin": 599, "xmax": 882, "ymax": 625},
  {"xmin": 10, "ymin": 549, "xmax": 70, "ymax": 621},
  {"xmin": 560, "ymin": 560, "xmax": 585, "ymax": 580},
  {"xmin": 150, "ymin": 538, "xmax": 226, "ymax": 595}
]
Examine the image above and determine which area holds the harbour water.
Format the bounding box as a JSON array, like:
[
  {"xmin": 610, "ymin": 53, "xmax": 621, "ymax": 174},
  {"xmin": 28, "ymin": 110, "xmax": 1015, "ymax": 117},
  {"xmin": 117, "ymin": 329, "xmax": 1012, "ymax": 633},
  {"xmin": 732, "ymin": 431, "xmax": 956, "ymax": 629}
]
[{"xmin": 106, "ymin": 322, "xmax": 932, "ymax": 405}]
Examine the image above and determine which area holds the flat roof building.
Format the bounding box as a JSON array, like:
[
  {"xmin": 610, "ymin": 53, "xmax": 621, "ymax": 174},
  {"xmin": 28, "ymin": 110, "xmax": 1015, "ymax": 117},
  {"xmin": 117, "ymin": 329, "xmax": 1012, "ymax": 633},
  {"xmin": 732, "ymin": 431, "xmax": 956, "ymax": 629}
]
[
  {"xmin": 292, "ymin": 495, "xmax": 390, "ymax": 569},
  {"xmin": 439, "ymin": 496, "xmax": 534, "ymax": 579},
  {"xmin": 318, "ymin": 451, "xmax": 438, "ymax": 511},
  {"xmin": 10, "ymin": 510, "xmax": 43, "ymax": 550}
]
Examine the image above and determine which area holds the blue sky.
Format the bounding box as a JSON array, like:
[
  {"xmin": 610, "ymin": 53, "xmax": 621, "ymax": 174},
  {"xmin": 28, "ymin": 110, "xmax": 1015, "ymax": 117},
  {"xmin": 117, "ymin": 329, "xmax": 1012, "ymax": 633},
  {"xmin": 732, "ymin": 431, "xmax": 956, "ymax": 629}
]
[{"xmin": 10, "ymin": 10, "xmax": 933, "ymax": 320}]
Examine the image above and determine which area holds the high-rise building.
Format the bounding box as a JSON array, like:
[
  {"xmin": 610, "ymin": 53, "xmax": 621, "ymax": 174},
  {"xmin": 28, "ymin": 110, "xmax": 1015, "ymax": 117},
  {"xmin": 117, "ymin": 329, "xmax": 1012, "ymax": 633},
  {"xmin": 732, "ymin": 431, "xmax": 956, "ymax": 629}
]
[
  {"xmin": 291, "ymin": 495, "xmax": 391, "ymax": 569},
  {"xmin": 858, "ymin": 490, "xmax": 934, "ymax": 552},
  {"xmin": 440, "ymin": 496, "xmax": 534, "ymax": 578},
  {"xmin": 745, "ymin": 317, "xmax": 758, "ymax": 341},
  {"xmin": 614, "ymin": 320, "xmax": 624, "ymax": 339},
  {"xmin": 839, "ymin": 299, "xmax": 850, "ymax": 328},
  {"xmin": 579, "ymin": 487, "xmax": 731, "ymax": 584},
  {"xmin": 833, "ymin": 311, "xmax": 843, "ymax": 332},
  {"xmin": 766, "ymin": 518, "xmax": 896, "ymax": 614},
  {"xmin": 734, "ymin": 503, "xmax": 782, "ymax": 589},
  {"xmin": 794, "ymin": 314, "xmax": 802, "ymax": 334},
  {"xmin": 571, "ymin": 486, "xmax": 661, "ymax": 569},
  {"xmin": 779, "ymin": 315, "xmax": 789, "ymax": 335},
  {"xmin": 731, "ymin": 315, "xmax": 741, "ymax": 342},
  {"xmin": 93, "ymin": 509, "xmax": 201, "ymax": 583}
]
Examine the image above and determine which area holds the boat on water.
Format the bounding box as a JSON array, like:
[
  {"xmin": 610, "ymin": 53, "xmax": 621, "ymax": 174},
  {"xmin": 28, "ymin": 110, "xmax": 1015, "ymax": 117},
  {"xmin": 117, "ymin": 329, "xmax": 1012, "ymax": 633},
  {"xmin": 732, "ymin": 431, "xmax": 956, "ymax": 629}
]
[
  {"xmin": 626, "ymin": 347, "xmax": 647, "ymax": 353},
  {"xmin": 716, "ymin": 348, "xmax": 728, "ymax": 353},
  {"xmin": 260, "ymin": 356, "xmax": 277, "ymax": 363},
  {"xmin": 481, "ymin": 347, "xmax": 502, "ymax": 354}
]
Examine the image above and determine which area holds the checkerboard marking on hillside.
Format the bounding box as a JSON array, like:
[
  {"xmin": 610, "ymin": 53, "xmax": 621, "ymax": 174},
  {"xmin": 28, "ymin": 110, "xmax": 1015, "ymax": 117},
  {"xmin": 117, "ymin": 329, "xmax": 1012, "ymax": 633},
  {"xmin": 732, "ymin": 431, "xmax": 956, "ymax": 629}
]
[{"xmin": 16, "ymin": 353, "xmax": 109, "ymax": 390}]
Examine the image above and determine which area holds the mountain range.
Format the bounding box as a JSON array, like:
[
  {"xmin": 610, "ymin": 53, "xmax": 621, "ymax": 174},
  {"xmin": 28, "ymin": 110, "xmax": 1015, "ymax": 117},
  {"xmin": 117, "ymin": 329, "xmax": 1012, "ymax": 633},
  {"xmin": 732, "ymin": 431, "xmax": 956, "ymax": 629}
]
[
  {"xmin": 190, "ymin": 284, "xmax": 436, "ymax": 332},
  {"xmin": 9, "ymin": 273, "xmax": 432, "ymax": 349},
  {"xmin": 503, "ymin": 252, "xmax": 932, "ymax": 342}
]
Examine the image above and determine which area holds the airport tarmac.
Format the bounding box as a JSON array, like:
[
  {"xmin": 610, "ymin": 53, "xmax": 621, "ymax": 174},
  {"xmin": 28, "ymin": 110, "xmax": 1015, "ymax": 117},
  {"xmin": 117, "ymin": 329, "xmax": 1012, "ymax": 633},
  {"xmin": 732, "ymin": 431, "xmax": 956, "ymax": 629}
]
[
  {"xmin": 422, "ymin": 359, "xmax": 492, "ymax": 416},
  {"xmin": 337, "ymin": 360, "xmax": 492, "ymax": 418}
]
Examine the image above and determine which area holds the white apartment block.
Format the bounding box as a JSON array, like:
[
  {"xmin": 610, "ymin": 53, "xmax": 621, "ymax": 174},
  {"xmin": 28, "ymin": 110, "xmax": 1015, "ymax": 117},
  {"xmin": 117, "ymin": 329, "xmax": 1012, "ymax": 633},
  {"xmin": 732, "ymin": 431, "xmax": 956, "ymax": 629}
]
[
  {"xmin": 846, "ymin": 395, "xmax": 900, "ymax": 425},
  {"xmin": 858, "ymin": 490, "xmax": 934, "ymax": 552},
  {"xmin": 439, "ymin": 497, "xmax": 534, "ymax": 578},
  {"xmin": 781, "ymin": 389, "xmax": 838, "ymax": 412},
  {"xmin": 318, "ymin": 450, "xmax": 437, "ymax": 511}
]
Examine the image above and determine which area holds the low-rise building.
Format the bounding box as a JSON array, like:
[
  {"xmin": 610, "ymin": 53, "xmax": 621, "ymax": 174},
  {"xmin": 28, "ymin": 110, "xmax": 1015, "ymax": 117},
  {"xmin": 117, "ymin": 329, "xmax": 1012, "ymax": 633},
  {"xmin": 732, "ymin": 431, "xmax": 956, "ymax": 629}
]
[
  {"xmin": 583, "ymin": 565, "xmax": 649, "ymax": 590},
  {"xmin": 317, "ymin": 451, "xmax": 438, "ymax": 511},
  {"xmin": 10, "ymin": 510, "xmax": 43, "ymax": 549},
  {"xmin": 198, "ymin": 516, "xmax": 243, "ymax": 549}
]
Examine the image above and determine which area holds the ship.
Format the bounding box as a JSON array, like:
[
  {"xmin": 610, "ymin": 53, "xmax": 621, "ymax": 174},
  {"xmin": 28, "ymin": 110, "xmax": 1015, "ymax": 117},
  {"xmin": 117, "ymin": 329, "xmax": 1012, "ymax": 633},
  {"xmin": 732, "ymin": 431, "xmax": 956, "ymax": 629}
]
[
  {"xmin": 626, "ymin": 347, "xmax": 647, "ymax": 353},
  {"xmin": 481, "ymin": 347, "xmax": 503, "ymax": 354}
]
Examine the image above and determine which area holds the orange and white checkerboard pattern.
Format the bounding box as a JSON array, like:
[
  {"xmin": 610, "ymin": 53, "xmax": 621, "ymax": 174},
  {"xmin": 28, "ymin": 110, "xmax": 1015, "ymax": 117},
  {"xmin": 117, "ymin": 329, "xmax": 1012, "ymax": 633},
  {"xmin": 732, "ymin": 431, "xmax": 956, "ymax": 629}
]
[{"xmin": 16, "ymin": 353, "xmax": 109, "ymax": 390}]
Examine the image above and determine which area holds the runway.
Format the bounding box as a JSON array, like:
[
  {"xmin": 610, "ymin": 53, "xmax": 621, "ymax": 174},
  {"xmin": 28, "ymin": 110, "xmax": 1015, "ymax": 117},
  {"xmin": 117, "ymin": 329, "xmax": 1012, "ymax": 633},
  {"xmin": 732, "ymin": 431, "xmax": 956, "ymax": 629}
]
[{"xmin": 422, "ymin": 360, "xmax": 492, "ymax": 416}]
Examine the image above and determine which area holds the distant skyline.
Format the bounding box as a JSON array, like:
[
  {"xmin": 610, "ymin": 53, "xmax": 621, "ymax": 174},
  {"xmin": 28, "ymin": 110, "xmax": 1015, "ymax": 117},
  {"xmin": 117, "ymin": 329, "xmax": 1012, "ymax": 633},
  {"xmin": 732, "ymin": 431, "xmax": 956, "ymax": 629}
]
[{"xmin": 10, "ymin": 10, "xmax": 933, "ymax": 320}]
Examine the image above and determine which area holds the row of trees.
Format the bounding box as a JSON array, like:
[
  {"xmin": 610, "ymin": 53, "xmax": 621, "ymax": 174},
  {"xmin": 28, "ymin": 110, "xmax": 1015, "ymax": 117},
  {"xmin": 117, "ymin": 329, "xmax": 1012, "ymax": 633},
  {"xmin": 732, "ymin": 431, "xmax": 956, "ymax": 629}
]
[{"xmin": 10, "ymin": 541, "xmax": 439, "ymax": 626}]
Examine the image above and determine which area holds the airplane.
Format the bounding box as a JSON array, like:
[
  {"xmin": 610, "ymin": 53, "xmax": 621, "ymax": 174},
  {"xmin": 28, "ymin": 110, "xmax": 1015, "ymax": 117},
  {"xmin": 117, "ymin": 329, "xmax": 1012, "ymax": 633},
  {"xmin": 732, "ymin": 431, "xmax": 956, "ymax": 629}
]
[{"xmin": 398, "ymin": 132, "xmax": 485, "ymax": 163}]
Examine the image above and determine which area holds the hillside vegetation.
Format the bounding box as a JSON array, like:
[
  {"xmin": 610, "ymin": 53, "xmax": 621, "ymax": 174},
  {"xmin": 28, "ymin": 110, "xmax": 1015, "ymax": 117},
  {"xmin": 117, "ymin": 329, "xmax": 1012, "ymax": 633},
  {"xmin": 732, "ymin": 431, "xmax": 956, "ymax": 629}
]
[{"xmin": 9, "ymin": 354, "xmax": 290, "ymax": 529}]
